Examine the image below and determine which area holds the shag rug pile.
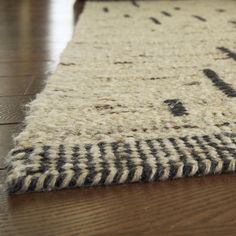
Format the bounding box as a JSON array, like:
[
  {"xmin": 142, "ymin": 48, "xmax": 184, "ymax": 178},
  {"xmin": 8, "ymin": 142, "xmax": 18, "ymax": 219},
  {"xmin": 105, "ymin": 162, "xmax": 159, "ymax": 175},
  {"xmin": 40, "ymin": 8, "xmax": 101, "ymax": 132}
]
[{"xmin": 6, "ymin": 0, "xmax": 236, "ymax": 193}]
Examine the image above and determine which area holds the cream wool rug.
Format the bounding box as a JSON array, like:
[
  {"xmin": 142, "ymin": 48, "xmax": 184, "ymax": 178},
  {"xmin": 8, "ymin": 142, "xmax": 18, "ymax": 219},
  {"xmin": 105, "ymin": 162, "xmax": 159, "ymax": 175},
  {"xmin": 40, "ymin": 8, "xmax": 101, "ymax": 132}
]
[{"xmin": 6, "ymin": 0, "xmax": 236, "ymax": 193}]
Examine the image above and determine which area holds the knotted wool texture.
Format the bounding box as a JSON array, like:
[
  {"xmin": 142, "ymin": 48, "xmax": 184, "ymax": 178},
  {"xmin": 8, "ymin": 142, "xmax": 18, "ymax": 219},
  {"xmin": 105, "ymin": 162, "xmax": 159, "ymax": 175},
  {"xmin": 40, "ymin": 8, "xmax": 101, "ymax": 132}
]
[{"xmin": 6, "ymin": 0, "xmax": 236, "ymax": 193}]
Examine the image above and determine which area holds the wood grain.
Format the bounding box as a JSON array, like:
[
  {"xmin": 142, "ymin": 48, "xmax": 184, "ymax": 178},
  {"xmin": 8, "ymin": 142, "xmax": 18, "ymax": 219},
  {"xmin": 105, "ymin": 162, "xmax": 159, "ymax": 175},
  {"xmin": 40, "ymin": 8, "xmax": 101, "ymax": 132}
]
[
  {"xmin": 0, "ymin": 0, "xmax": 236, "ymax": 235},
  {"xmin": 0, "ymin": 96, "xmax": 34, "ymax": 124},
  {"xmin": 1, "ymin": 171, "xmax": 236, "ymax": 236},
  {"xmin": 0, "ymin": 125, "xmax": 22, "ymax": 168}
]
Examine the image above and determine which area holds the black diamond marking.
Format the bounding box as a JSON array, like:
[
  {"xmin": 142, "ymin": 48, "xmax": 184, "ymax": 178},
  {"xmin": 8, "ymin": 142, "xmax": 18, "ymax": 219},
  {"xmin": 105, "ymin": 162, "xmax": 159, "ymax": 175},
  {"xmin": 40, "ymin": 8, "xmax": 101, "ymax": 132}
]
[
  {"xmin": 164, "ymin": 99, "xmax": 188, "ymax": 116},
  {"xmin": 203, "ymin": 69, "xmax": 236, "ymax": 97}
]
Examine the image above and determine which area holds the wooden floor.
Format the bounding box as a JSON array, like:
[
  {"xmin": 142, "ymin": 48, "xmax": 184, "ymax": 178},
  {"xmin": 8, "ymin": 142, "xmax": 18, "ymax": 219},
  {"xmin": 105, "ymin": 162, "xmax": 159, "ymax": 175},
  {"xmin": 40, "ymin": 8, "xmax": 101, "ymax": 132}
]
[{"xmin": 1, "ymin": 1, "xmax": 236, "ymax": 235}]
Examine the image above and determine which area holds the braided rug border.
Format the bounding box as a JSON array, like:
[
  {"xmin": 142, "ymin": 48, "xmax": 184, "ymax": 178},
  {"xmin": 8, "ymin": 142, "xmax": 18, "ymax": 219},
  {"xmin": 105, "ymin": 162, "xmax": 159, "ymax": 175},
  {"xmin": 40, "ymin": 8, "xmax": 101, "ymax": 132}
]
[{"xmin": 6, "ymin": 132, "xmax": 236, "ymax": 193}]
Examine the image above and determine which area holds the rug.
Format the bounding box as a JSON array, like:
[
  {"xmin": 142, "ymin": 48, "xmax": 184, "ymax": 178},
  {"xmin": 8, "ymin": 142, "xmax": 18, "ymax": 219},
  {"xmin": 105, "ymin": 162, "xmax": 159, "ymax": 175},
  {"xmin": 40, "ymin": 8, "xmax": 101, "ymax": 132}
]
[{"xmin": 6, "ymin": 0, "xmax": 236, "ymax": 193}]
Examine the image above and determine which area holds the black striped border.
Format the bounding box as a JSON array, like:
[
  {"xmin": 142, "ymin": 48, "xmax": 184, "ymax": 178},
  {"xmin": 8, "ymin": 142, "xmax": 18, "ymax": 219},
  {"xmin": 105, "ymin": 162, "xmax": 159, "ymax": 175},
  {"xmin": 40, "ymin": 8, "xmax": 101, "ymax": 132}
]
[{"xmin": 6, "ymin": 132, "xmax": 236, "ymax": 193}]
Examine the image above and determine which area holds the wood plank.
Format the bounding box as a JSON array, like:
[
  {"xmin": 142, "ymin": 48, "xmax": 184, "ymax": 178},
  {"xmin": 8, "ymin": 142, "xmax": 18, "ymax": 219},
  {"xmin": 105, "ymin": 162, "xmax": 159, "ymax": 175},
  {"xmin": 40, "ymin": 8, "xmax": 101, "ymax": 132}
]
[
  {"xmin": 0, "ymin": 173, "xmax": 236, "ymax": 235},
  {"xmin": 0, "ymin": 62, "xmax": 57, "ymax": 77},
  {"xmin": 0, "ymin": 96, "xmax": 34, "ymax": 124},
  {"xmin": 0, "ymin": 124, "xmax": 22, "ymax": 168},
  {"xmin": 0, "ymin": 77, "xmax": 32, "ymax": 96},
  {"xmin": 0, "ymin": 76, "xmax": 47, "ymax": 96}
]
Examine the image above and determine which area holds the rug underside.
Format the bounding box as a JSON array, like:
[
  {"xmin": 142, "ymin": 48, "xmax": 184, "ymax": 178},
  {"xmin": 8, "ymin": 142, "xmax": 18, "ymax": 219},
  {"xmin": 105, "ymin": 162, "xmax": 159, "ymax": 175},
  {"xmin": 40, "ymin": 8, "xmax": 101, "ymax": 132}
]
[{"xmin": 6, "ymin": 0, "xmax": 236, "ymax": 193}]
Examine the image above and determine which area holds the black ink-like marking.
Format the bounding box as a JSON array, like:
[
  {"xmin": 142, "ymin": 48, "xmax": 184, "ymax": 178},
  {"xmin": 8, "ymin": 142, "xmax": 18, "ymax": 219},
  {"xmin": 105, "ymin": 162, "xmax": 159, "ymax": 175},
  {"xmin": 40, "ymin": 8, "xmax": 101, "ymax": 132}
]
[
  {"xmin": 185, "ymin": 81, "xmax": 201, "ymax": 86},
  {"xmin": 192, "ymin": 15, "xmax": 207, "ymax": 22},
  {"xmin": 216, "ymin": 9, "xmax": 225, "ymax": 13},
  {"xmin": 203, "ymin": 69, "xmax": 236, "ymax": 97},
  {"xmin": 124, "ymin": 14, "xmax": 130, "ymax": 18},
  {"xmin": 149, "ymin": 17, "xmax": 161, "ymax": 25},
  {"xmin": 229, "ymin": 20, "xmax": 236, "ymax": 25},
  {"xmin": 114, "ymin": 61, "xmax": 132, "ymax": 64},
  {"xmin": 164, "ymin": 99, "xmax": 188, "ymax": 116},
  {"xmin": 174, "ymin": 7, "xmax": 181, "ymax": 11},
  {"xmin": 217, "ymin": 47, "xmax": 236, "ymax": 61},
  {"xmin": 131, "ymin": 0, "xmax": 139, "ymax": 7},
  {"xmin": 60, "ymin": 62, "xmax": 76, "ymax": 66},
  {"xmin": 103, "ymin": 7, "xmax": 109, "ymax": 13},
  {"xmin": 161, "ymin": 11, "xmax": 172, "ymax": 17}
]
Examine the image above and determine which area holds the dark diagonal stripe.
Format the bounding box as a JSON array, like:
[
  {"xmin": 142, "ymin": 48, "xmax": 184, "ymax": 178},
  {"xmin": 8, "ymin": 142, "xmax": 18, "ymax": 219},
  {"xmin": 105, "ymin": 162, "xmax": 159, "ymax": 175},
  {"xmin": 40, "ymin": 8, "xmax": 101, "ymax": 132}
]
[
  {"xmin": 215, "ymin": 134, "xmax": 236, "ymax": 159},
  {"xmin": 123, "ymin": 143, "xmax": 136, "ymax": 182},
  {"xmin": 56, "ymin": 145, "xmax": 66, "ymax": 173},
  {"xmin": 192, "ymin": 15, "xmax": 207, "ymax": 22},
  {"xmin": 202, "ymin": 135, "xmax": 231, "ymax": 172},
  {"xmin": 217, "ymin": 47, "xmax": 236, "ymax": 61},
  {"xmin": 146, "ymin": 139, "xmax": 165, "ymax": 180},
  {"xmin": 84, "ymin": 144, "xmax": 95, "ymax": 185},
  {"xmin": 111, "ymin": 142, "xmax": 124, "ymax": 183},
  {"xmin": 168, "ymin": 138, "xmax": 193, "ymax": 176},
  {"xmin": 131, "ymin": 0, "xmax": 139, "ymax": 7},
  {"xmin": 229, "ymin": 20, "xmax": 236, "ymax": 26},
  {"xmin": 191, "ymin": 136, "xmax": 218, "ymax": 174},
  {"xmin": 203, "ymin": 69, "xmax": 236, "ymax": 97},
  {"xmin": 149, "ymin": 17, "xmax": 161, "ymax": 25},
  {"xmin": 29, "ymin": 146, "xmax": 51, "ymax": 175},
  {"xmin": 135, "ymin": 141, "xmax": 153, "ymax": 181},
  {"xmin": 155, "ymin": 138, "xmax": 178, "ymax": 179},
  {"xmin": 161, "ymin": 11, "xmax": 172, "ymax": 17},
  {"xmin": 97, "ymin": 142, "xmax": 110, "ymax": 184},
  {"xmin": 28, "ymin": 176, "xmax": 39, "ymax": 192},
  {"xmin": 68, "ymin": 145, "xmax": 81, "ymax": 187},
  {"xmin": 55, "ymin": 145, "xmax": 66, "ymax": 188},
  {"xmin": 180, "ymin": 136, "xmax": 206, "ymax": 175}
]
